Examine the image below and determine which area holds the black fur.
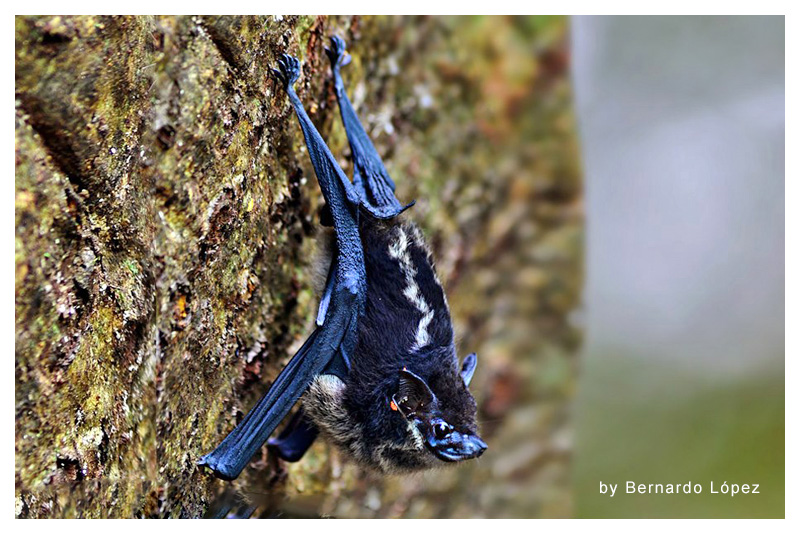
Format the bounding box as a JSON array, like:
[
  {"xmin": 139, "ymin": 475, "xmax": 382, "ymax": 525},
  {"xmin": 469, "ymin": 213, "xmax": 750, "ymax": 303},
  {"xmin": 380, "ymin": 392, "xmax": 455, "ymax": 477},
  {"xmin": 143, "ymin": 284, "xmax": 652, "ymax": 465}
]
[{"xmin": 325, "ymin": 220, "xmax": 481, "ymax": 472}]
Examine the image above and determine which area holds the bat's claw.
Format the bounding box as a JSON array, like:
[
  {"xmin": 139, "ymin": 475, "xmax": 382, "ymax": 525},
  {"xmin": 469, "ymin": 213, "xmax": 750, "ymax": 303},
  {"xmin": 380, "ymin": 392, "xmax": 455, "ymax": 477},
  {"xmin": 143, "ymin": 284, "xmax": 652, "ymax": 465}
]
[
  {"xmin": 271, "ymin": 53, "xmax": 302, "ymax": 89},
  {"xmin": 325, "ymin": 35, "xmax": 351, "ymax": 69}
]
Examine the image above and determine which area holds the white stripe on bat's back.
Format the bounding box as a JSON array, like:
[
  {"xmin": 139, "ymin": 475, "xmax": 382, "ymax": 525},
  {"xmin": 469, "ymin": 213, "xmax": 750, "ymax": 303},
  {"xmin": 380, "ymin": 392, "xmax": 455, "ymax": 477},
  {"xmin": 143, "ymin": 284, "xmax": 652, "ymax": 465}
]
[{"xmin": 388, "ymin": 226, "xmax": 436, "ymax": 351}]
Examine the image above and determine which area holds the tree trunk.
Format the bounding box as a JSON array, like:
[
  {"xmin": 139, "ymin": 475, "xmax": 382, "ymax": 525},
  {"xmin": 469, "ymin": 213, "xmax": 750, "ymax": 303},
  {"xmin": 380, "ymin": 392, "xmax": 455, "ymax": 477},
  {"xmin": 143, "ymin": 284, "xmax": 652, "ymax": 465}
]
[{"xmin": 15, "ymin": 15, "xmax": 582, "ymax": 518}]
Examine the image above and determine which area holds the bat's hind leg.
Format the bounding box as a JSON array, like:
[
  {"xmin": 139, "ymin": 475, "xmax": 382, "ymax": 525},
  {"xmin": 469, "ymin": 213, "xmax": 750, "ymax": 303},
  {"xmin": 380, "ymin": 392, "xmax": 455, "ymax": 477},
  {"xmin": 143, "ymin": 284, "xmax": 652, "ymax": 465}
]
[
  {"xmin": 326, "ymin": 36, "xmax": 414, "ymax": 219},
  {"xmin": 267, "ymin": 408, "xmax": 319, "ymax": 462}
]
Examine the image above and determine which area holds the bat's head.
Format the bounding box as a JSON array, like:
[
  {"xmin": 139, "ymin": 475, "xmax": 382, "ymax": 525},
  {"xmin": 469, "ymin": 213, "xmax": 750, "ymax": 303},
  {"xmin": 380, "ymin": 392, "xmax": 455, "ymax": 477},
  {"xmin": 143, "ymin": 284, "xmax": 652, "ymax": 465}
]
[
  {"xmin": 391, "ymin": 353, "xmax": 487, "ymax": 464},
  {"xmin": 304, "ymin": 351, "xmax": 486, "ymax": 474}
]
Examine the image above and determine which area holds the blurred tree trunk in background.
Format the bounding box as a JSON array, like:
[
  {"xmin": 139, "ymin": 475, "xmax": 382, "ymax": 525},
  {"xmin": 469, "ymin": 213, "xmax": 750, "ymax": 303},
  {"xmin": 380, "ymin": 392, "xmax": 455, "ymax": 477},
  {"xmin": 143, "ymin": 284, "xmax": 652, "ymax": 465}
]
[{"xmin": 15, "ymin": 15, "xmax": 582, "ymax": 518}]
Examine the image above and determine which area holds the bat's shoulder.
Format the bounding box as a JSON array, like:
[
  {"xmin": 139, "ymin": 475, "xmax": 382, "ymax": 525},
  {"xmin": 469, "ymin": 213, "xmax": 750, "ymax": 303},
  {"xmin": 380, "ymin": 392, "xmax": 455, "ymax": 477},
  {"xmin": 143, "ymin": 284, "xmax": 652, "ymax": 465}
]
[{"xmin": 361, "ymin": 218, "xmax": 435, "ymax": 265}]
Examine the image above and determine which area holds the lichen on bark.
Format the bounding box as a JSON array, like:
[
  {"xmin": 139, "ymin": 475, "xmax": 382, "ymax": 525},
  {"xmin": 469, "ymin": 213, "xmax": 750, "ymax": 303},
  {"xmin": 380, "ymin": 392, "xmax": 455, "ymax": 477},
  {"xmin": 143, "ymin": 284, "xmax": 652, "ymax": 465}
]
[{"xmin": 16, "ymin": 15, "xmax": 582, "ymax": 518}]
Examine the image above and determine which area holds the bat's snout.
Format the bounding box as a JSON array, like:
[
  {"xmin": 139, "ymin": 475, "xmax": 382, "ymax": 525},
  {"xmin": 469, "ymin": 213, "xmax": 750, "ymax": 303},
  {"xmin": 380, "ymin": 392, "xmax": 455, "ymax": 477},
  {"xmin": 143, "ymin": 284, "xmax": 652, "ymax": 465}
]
[
  {"xmin": 430, "ymin": 433, "xmax": 488, "ymax": 462},
  {"xmin": 464, "ymin": 435, "xmax": 488, "ymax": 458}
]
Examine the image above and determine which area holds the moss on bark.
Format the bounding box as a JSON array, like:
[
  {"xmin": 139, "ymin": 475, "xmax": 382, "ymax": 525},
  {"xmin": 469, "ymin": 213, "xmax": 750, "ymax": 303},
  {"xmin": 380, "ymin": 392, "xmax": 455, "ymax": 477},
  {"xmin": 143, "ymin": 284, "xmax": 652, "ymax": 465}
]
[{"xmin": 16, "ymin": 15, "xmax": 582, "ymax": 518}]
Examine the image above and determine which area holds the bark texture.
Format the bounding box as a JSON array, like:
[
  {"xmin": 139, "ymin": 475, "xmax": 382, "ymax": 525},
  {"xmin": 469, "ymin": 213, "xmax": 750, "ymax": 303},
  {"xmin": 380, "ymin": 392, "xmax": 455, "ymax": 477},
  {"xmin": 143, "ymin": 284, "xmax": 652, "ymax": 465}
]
[{"xmin": 15, "ymin": 15, "xmax": 582, "ymax": 518}]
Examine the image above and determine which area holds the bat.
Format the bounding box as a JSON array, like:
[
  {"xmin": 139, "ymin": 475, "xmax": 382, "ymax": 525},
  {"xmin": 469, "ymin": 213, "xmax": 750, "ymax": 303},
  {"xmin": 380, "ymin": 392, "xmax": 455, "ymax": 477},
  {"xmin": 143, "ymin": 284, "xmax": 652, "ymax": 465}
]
[{"xmin": 199, "ymin": 36, "xmax": 486, "ymax": 480}]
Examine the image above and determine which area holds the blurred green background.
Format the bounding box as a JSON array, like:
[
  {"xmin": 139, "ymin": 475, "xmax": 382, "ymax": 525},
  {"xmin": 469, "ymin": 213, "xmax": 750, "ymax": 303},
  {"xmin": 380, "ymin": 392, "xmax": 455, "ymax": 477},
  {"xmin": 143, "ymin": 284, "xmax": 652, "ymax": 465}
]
[
  {"xmin": 572, "ymin": 16, "xmax": 784, "ymax": 518},
  {"xmin": 576, "ymin": 357, "xmax": 783, "ymax": 517}
]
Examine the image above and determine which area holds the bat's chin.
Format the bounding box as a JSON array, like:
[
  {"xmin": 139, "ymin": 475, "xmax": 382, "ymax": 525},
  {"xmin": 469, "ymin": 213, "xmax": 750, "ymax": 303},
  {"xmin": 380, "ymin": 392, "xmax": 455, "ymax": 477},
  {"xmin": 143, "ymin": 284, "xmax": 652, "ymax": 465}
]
[
  {"xmin": 433, "ymin": 449, "xmax": 471, "ymax": 462},
  {"xmin": 432, "ymin": 447, "xmax": 484, "ymax": 462}
]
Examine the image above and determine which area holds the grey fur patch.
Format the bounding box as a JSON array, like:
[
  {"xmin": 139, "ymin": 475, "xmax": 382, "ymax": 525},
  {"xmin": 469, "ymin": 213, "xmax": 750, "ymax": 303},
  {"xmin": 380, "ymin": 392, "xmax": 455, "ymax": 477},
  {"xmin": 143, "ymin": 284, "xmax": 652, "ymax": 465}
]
[{"xmin": 312, "ymin": 229, "xmax": 336, "ymax": 325}]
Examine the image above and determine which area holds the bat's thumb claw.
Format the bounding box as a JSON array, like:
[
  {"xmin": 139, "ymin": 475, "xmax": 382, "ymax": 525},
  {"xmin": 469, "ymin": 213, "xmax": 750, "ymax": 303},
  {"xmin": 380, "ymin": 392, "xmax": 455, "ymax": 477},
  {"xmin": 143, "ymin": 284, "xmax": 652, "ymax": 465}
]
[{"xmin": 197, "ymin": 453, "xmax": 211, "ymax": 468}]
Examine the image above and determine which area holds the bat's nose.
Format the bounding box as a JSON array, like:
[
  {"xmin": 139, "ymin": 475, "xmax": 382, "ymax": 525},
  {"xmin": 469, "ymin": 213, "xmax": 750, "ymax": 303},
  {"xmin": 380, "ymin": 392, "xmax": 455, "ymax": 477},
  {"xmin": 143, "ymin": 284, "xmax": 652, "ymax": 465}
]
[{"xmin": 469, "ymin": 435, "xmax": 488, "ymax": 457}]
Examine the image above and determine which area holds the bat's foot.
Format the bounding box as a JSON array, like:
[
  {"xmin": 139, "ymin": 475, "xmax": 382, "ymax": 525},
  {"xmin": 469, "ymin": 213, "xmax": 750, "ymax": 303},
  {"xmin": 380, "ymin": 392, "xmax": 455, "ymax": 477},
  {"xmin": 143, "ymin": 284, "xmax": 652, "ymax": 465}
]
[
  {"xmin": 325, "ymin": 35, "xmax": 351, "ymax": 70},
  {"xmin": 266, "ymin": 409, "xmax": 319, "ymax": 462},
  {"xmin": 271, "ymin": 53, "xmax": 301, "ymax": 90}
]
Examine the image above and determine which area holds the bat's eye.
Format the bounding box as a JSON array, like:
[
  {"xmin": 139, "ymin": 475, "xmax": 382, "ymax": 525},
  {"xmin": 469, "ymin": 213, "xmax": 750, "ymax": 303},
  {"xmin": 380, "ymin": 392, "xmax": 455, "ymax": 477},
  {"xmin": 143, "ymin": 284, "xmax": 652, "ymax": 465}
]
[{"xmin": 434, "ymin": 421, "xmax": 453, "ymax": 440}]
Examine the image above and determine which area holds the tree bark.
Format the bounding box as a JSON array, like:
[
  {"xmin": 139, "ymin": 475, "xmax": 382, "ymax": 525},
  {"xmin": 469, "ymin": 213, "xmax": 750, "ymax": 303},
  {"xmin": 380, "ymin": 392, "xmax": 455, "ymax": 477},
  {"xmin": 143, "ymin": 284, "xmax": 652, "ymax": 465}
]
[{"xmin": 15, "ymin": 15, "xmax": 582, "ymax": 518}]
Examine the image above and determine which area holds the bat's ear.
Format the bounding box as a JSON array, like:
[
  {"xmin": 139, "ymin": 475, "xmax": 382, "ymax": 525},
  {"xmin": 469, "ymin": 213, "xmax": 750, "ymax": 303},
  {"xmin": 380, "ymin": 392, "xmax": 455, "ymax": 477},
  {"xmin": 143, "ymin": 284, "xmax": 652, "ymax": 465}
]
[
  {"xmin": 393, "ymin": 369, "xmax": 436, "ymax": 417},
  {"xmin": 460, "ymin": 353, "xmax": 478, "ymax": 387}
]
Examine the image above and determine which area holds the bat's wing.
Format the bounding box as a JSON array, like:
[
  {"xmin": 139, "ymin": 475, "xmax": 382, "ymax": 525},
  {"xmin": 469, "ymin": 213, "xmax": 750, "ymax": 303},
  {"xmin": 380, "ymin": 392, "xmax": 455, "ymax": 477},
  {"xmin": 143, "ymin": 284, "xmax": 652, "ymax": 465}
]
[
  {"xmin": 199, "ymin": 55, "xmax": 365, "ymax": 480},
  {"xmin": 198, "ymin": 315, "xmax": 353, "ymax": 479},
  {"xmin": 326, "ymin": 36, "xmax": 414, "ymax": 219}
]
